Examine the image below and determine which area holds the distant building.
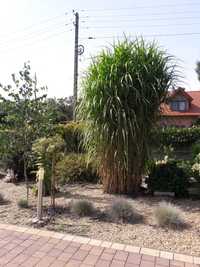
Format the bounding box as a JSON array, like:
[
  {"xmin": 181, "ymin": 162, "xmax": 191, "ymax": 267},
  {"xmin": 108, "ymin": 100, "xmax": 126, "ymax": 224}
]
[{"xmin": 160, "ymin": 87, "xmax": 200, "ymax": 127}]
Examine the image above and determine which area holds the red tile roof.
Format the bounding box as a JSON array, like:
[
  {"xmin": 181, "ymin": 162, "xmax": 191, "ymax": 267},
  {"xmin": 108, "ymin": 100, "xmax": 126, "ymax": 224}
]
[{"xmin": 161, "ymin": 91, "xmax": 200, "ymax": 117}]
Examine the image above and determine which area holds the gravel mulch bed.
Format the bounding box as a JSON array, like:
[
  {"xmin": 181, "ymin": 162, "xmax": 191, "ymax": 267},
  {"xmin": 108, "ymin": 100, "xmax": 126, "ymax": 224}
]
[{"xmin": 0, "ymin": 180, "xmax": 200, "ymax": 256}]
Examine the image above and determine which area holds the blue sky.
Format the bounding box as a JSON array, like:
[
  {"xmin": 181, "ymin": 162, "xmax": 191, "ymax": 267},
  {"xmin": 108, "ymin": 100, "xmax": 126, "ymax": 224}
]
[{"xmin": 0, "ymin": 0, "xmax": 200, "ymax": 97}]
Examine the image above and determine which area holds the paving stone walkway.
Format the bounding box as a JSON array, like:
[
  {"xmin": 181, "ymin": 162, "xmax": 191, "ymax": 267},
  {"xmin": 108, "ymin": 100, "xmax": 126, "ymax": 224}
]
[{"xmin": 0, "ymin": 224, "xmax": 199, "ymax": 267}]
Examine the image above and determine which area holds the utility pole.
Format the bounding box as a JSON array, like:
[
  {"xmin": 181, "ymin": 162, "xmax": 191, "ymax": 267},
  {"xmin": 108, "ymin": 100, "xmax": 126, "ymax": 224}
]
[
  {"xmin": 73, "ymin": 11, "xmax": 84, "ymax": 120},
  {"xmin": 73, "ymin": 11, "xmax": 79, "ymax": 120}
]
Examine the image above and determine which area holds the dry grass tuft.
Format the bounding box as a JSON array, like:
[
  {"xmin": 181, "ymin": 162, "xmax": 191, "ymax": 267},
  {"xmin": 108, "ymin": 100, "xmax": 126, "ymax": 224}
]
[
  {"xmin": 109, "ymin": 198, "xmax": 138, "ymax": 223},
  {"xmin": 17, "ymin": 199, "xmax": 29, "ymax": 209},
  {"xmin": 0, "ymin": 193, "xmax": 6, "ymax": 204},
  {"xmin": 154, "ymin": 202, "xmax": 185, "ymax": 228},
  {"xmin": 70, "ymin": 199, "xmax": 95, "ymax": 217}
]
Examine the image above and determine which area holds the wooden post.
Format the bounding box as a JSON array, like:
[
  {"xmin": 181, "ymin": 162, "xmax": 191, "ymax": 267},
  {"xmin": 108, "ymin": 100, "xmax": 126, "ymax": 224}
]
[
  {"xmin": 51, "ymin": 156, "xmax": 56, "ymax": 210},
  {"xmin": 37, "ymin": 167, "xmax": 44, "ymax": 221}
]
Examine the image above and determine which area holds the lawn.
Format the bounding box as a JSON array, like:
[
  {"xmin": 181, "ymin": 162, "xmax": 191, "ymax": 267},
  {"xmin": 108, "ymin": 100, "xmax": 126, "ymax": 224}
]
[{"xmin": 0, "ymin": 179, "xmax": 200, "ymax": 256}]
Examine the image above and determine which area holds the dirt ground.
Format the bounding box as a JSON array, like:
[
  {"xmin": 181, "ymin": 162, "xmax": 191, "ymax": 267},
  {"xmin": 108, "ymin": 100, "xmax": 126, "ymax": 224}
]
[{"xmin": 0, "ymin": 180, "xmax": 200, "ymax": 256}]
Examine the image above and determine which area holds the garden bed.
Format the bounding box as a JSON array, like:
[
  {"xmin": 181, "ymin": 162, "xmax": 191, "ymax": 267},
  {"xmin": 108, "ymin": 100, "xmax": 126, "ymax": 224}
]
[{"xmin": 0, "ymin": 180, "xmax": 200, "ymax": 256}]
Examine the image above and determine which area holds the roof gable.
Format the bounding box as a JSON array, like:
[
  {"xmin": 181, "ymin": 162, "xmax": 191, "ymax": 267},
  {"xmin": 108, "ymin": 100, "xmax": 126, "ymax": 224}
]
[
  {"xmin": 168, "ymin": 87, "xmax": 193, "ymax": 102},
  {"xmin": 161, "ymin": 89, "xmax": 200, "ymax": 117}
]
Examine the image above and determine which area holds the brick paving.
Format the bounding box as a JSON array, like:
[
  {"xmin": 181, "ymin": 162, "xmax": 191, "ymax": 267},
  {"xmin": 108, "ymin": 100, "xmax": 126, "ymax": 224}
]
[{"xmin": 0, "ymin": 224, "xmax": 199, "ymax": 267}]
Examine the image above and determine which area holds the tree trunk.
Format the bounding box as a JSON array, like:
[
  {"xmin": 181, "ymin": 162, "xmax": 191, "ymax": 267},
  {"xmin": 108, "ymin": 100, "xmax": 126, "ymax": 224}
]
[
  {"xmin": 101, "ymin": 159, "xmax": 143, "ymax": 195},
  {"xmin": 103, "ymin": 173, "xmax": 142, "ymax": 194}
]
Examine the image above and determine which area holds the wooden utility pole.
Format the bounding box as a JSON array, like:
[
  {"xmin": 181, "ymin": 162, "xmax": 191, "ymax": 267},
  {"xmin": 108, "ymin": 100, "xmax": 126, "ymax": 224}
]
[{"xmin": 73, "ymin": 11, "xmax": 79, "ymax": 120}]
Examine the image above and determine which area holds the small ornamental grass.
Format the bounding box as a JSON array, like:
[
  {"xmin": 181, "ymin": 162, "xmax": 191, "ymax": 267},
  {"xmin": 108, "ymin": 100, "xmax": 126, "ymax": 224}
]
[
  {"xmin": 70, "ymin": 200, "xmax": 95, "ymax": 217},
  {"xmin": 154, "ymin": 202, "xmax": 185, "ymax": 228},
  {"xmin": 0, "ymin": 193, "xmax": 6, "ymax": 204},
  {"xmin": 109, "ymin": 198, "xmax": 137, "ymax": 223},
  {"xmin": 17, "ymin": 199, "xmax": 29, "ymax": 209}
]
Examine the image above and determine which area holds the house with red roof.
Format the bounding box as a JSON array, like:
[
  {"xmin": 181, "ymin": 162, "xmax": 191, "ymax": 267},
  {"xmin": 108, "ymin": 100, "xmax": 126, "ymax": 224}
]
[{"xmin": 160, "ymin": 87, "xmax": 200, "ymax": 127}]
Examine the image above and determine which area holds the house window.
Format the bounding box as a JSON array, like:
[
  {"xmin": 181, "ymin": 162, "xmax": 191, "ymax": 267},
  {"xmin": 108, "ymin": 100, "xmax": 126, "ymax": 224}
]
[
  {"xmin": 171, "ymin": 101, "xmax": 178, "ymax": 111},
  {"xmin": 171, "ymin": 100, "xmax": 187, "ymax": 111}
]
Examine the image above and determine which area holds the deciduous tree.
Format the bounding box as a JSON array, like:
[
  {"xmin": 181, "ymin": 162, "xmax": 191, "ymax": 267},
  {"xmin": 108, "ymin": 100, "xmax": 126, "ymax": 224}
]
[
  {"xmin": 196, "ymin": 61, "xmax": 200, "ymax": 82},
  {"xmin": 0, "ymin": 63, "xmax": 52, "ymax": 203}
]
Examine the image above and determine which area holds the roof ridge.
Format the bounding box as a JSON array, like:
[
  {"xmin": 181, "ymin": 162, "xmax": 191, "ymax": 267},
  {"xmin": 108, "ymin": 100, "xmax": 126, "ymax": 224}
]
[{"xmin": 185, "ymin": 90, "xmax": 200, "ymax": 92}]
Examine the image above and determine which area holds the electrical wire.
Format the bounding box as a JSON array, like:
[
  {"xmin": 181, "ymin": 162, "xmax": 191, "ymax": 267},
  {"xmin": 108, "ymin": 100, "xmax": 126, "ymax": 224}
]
[
  {"xmin": 79, "ymin": 2, "xmax": 200, "ymax": 12},
  {"xmin": 1, "ymin": 13, "xmax": 68, "ymax": 40},
  {"xmin": 80, "ymin": 10, "xmax": 200, "ymax": 18},
  {"xmin": 0, "ymin": 22, "xmax": 72, "ymax": 47},
  {"xmin": 81, "ymin": 21, "xmax": 200, "ymax": 30},
  {"xmin": 80, "ymin": 32, "xmax": 200, "ymax": 40},
  {"xmin": 0, "ymin": 11, "xmax": 74, "ymax": 54},
  {"xmin": 81, "ymin": 16, "xmax": 200, "ymax": 24},
  {"xmin": 0, "ymin": 29, "xmax": 72, "ymax": 55}
]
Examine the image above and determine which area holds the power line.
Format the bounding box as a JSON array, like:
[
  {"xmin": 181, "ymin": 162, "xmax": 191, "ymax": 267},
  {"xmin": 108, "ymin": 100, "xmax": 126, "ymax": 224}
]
[
  {"xmin": 0, "ymin": 27, "xmax": 71, "ymax": 51},
  {"xmin": 81, "ymin": 32, "xmax": 200, "ymax": 40},
  {"xmin": 82, "ymin": 21, "xmax": 200, "ymax": 30},
  {"xmin": 81, "ymin": 10, "xmax": 200, "ymax": 18},
  {"xmin": 0, "ymin": 29, "xmax": 72, "ymax": 55},
  {"xmin": 0, "ymin": 30, "xmax": 71, "ymax": 55},
  {"xmin": 81, "ymin": 16, "xmax": 200, "ymax": 24},
  {"xmin": 1, "ymin": 13, "xmax": 68, "ymax": 39},
  {"xmin": 79, "ymin": 2, "xmax": 200, "ymax": 12},
  {"xmin": 0, "ymin": 23, "xmax": 72, "ymax": 47}
]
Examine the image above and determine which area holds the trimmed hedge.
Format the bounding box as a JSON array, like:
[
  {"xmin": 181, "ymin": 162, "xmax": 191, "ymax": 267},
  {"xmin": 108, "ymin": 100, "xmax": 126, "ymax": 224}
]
[{"xmin": 152, "ymin": 127, "xmax": 200, "ymax": 147}]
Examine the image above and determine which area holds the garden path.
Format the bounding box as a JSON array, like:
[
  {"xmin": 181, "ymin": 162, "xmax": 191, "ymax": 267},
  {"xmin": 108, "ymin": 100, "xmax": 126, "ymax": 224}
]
[{"xmin": 0, "ymin": 224, "xmax": 199, "ymax": 267}]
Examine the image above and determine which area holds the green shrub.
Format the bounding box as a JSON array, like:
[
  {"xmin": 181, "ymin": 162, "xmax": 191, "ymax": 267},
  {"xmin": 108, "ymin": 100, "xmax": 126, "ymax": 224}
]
[
  {"xmin": 56, "ymin": 153, "xmax": 99, "ymax": 184},
  {"xmin": 70, "ymin": 200, "xmax": 95, "ymax": 217},
  {"xmin": 192, "ymin": 118, "xmax": 200, "ymax": 127},
  {"xmin": 17, "ymin": 199, "xmax": 29, "ymax": 209},
  {"xmin": 162, "ymin": 144, "xmax": 174, "ymax": 161},
  {"xmin": 190, "ymin": 146, "xmax": 200, "ymax": 182},
  {"xmin": 54, "ymin": 121, "xmax": 84, "ymax": 153},
  {"xmin": 191, "ymin": 161, "xmax": 200, "ymax": 183},
  {"xmin": 147, "ymin": 161, "xmax": 190, "ymax": 197},
  {"xmin": 154, "ymin": 202, "xmax": 185, "ymax": 228},
  {"xmin": 192, "ymin": 143, "xmax": 200, "ymax": 159},
  {"xmin": 176, "ymin": 160, "xmax": 193, "ymax": 178},
  {"xmin": 109, "ymin": 198, "xmax": 137, "ymax": 223}
]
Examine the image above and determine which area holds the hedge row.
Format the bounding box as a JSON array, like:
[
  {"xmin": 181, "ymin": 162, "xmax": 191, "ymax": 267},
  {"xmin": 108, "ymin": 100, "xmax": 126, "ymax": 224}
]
[
  {"xmin": 152, "ymin": 127, "xmax": 200, "ymax": 147},
  {"xmin": 56, "ymin": 122, "xmax": 200, "ymax": 149}
]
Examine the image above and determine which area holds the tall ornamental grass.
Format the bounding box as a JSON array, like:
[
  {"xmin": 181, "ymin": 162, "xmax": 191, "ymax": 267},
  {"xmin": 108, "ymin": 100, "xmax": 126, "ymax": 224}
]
[{"xmin": 78, "ymin": 38, "xmax": 178, "ymax": 194}]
